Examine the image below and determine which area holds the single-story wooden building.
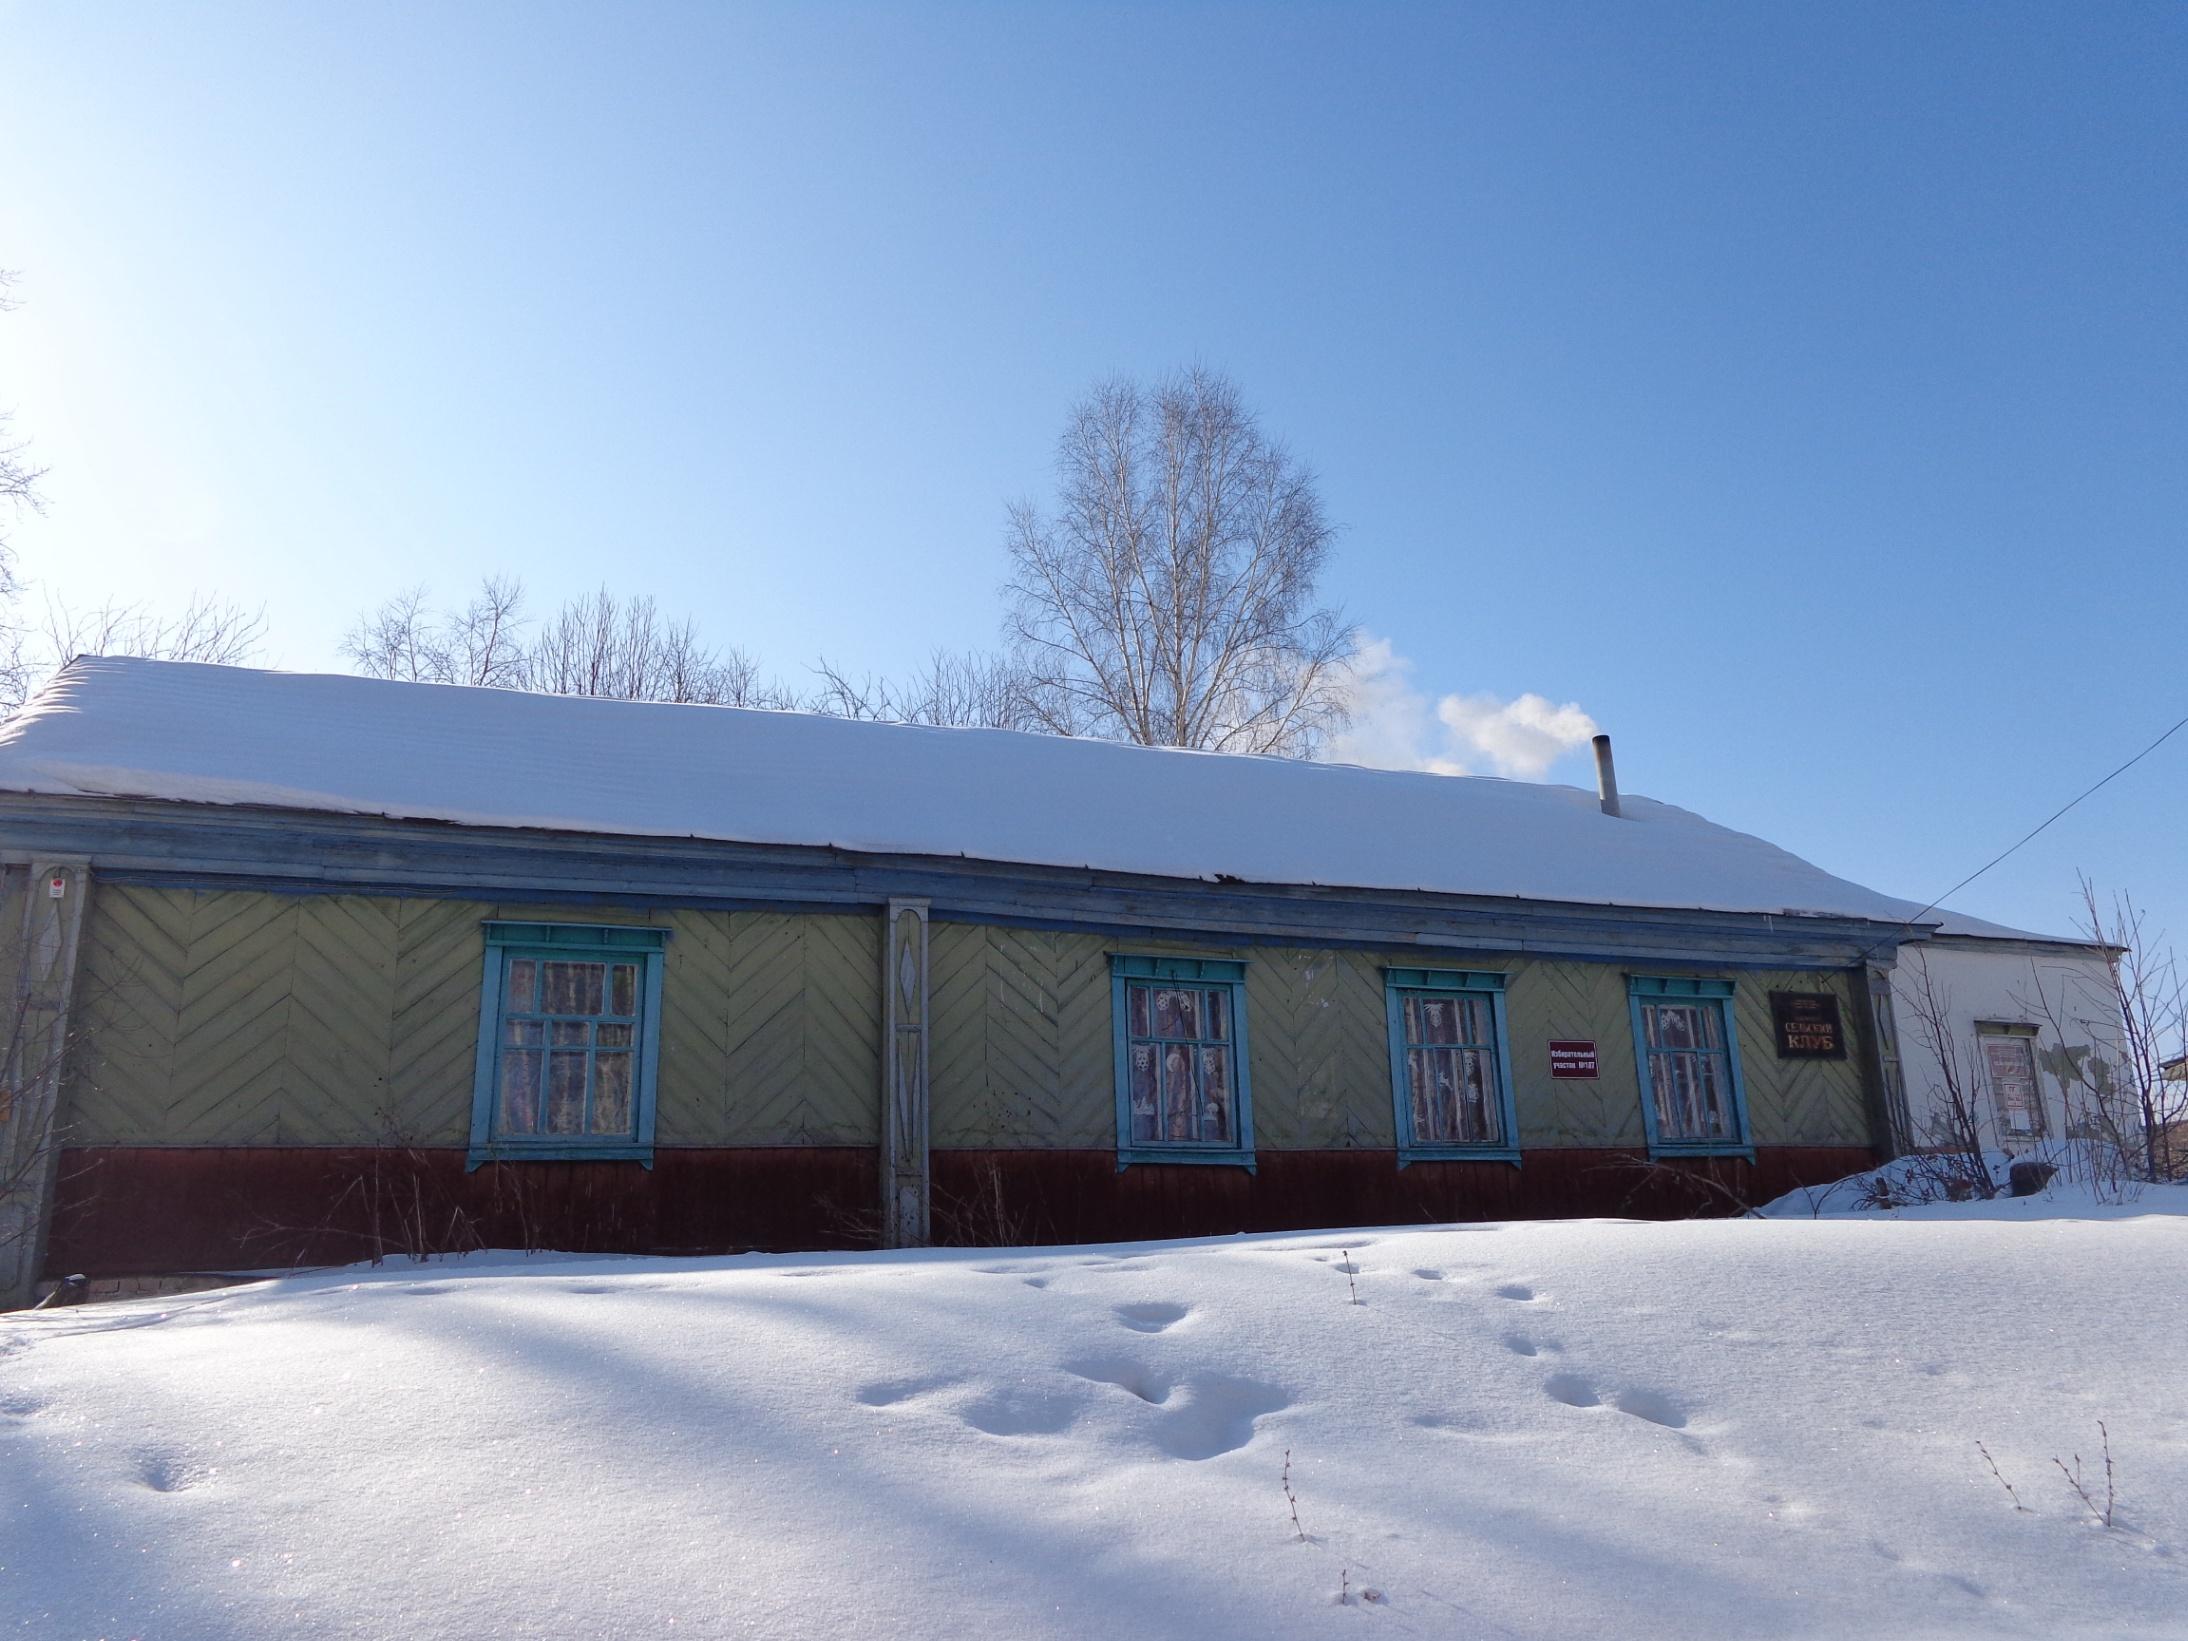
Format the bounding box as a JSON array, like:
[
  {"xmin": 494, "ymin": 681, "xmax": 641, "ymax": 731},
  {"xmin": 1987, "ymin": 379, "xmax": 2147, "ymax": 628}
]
[{"xmin": 0, "ymin": 657, "xmax": 1978, "ymax": 1304}]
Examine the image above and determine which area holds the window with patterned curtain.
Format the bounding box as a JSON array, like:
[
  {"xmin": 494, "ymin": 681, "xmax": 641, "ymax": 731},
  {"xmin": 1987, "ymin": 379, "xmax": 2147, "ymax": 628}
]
[
  {"xmin": 1111, "ymin": 955, "xmax": 1254, "ymax": 1167},
  {"xmin": 1976, "ymin": 1025, "xmax": 2046, "ymax": 1139},
  {"xmin": 1629, "ymin": 977, "xmax": 1752, "ymax": 1156},
  {"xmin": 1384, "ymin": 969, "xmax": 1519, "ymax": 1163}
]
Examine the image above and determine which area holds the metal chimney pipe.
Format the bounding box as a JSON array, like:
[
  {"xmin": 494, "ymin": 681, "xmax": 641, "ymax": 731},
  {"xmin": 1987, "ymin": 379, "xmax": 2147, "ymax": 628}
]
[{"xmin": 1592, "ymin": 734, "xmax": 1622, "ymax": 818}]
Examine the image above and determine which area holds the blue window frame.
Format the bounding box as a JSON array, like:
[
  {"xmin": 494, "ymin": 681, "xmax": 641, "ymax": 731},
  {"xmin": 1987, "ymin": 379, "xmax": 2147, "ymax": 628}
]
[
  {"xmin": 468, "ymin": 922, "xmax": 668, "ymax": 1168},
  {"xmin": 1111, "ymin": 954, "xmax": 1255, "ymax": 1170},
  {"xmin": 1384, "ymin": 968, "xmax": 1520, "ymax": 1165},
  {"xmin": 1628, "ymin": 976, "xmax": 1753, "ymax": 1158}
]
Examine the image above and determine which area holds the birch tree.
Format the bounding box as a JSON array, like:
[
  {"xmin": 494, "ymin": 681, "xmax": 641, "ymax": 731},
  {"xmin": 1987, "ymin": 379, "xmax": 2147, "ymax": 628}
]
[{"xmin": 1003, "ymin": 368, "xmax": 1358, "ymax": 756}]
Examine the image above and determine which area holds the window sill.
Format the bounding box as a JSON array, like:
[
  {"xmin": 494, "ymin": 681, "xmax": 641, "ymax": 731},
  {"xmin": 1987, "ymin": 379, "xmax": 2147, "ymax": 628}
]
[
  {"xmin": 1398, "ymin": 1147, "xmax": 1522, "ymax": 1169},
  {"xmin": 467, "ymin": 1144, "xmax": 656, "ymax": 1171},
  {"xmin": 1116, "ymin": 1148, "xmax": 1258, "ymax": 1173},
  {"xmin": 1645, "ymin": 1142, "xmax": 1756, "ymax": 1162}
]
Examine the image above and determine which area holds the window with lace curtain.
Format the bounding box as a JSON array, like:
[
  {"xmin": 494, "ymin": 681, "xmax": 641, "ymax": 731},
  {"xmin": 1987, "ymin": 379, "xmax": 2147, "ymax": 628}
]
[{"xmin": 468, "ymin": 922, "xmax": 667, "ymax": 1166}]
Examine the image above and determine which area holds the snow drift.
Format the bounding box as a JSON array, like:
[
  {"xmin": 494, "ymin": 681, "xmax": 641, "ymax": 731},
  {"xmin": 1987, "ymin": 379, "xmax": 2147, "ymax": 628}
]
[{"xmin": 4, "ymin": 1209, "xmax": 2183, "ymax": 1638}]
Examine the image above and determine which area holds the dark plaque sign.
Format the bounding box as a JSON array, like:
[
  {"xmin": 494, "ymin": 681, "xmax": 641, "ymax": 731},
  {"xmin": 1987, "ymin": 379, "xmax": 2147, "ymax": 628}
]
[
  {"xmin": 1548, "ymin": 1040, "xmax": 1599, "ymax": 1079},
  {"xmin": 1770, "ymin": 992, "xmax": 1846, "ymax": 1060}
]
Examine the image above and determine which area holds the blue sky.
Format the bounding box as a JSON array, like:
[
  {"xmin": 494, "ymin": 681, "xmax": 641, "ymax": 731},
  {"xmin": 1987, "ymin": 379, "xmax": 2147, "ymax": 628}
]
[{"xmin": 1, "ymin": 1, "xmax": 2182, "ymax": 949}]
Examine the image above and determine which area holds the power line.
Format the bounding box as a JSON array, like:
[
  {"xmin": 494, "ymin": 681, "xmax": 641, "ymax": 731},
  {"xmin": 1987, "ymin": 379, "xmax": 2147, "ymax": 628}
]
[{"xmin": 1884, "ymin": 705, "xmax": 2188, "ymax": 942}]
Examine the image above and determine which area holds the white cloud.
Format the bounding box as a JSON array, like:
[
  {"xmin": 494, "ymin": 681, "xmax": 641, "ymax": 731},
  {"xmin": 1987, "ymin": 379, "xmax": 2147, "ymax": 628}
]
[
  {"xmin": 1436, "ymin": 690, "xmax": 1600, "ymax": 781},
  {"xmin": 1327, "ymin": 637, "xmax": 1597, "ymax": 782}
]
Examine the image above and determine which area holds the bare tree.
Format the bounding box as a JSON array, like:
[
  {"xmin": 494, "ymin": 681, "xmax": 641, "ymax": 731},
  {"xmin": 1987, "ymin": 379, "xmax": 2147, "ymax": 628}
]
[
  {"xmin": 0, "ymin": 278, "xmax": 267, "ymax": 714},
  {"xmin": 0, "ymin": 271, "xmax": 49, "ymax": 714},
  {"xmin": 0, "ymin": 594, "xmax": 268, "ymax": 719},
  {"xmin": 2037, "ymin": 880, "xmax": 2188, "ymax": 1183},
  {"xmin": 44, "ymin": 594, "xmax": 267, "ymax": 671},
  {"xmin": 345, "ymin": 576, "xmax": 528, "ymax": 688},
  {"xmin": 1895, "ymin": 949, "xmax": 2002, "ymax": 1199},
  {"xmin": 347, "ymin": 578, "xmax": 797, "ymax": 709},
  {"xmin": 523, "ymin": 586, "xmax": 792, "ymax": 707},
  {"xmin": 343, "ymin": 585, "xmax": 441, "ymax": 683},
  {"xmin": 1003, "ymin": 368, "xmax": 1358, "ymax": 756},
  {"xmin": 447, "ymin": 576, "xmax": 530, "ymax": 689},
  {"xmin": 901, "ymin": 649, "xmax": 1033, "ymax": 729},
  {"xmin": 810, "ymin": 648, "xmax": 1031, "ymax": 729},
  {"xmin": 0, "ymin": 275, "xmax": 38, "ymax": 541}
]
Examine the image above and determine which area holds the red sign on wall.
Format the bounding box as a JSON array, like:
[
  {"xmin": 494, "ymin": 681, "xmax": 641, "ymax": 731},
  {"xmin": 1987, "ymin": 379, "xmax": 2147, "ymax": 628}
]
[{"xmin": 1549, "ymin": 1040, "xmax": 1599, "ymax": 1079}]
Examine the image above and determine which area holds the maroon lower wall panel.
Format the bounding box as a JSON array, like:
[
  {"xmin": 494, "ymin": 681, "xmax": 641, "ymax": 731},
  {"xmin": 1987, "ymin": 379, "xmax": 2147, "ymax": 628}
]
[
  {"xmin": 45, "ymin": 1142, "xmax": 1877, "ymax": 1277},
  {"xmin": 43, "ymin": 1146, "xmax": 881, "ymax": 1277},
  {"xmin": 930, "ymin": 1146, "xmax": 1879, "ymax": 1246}
]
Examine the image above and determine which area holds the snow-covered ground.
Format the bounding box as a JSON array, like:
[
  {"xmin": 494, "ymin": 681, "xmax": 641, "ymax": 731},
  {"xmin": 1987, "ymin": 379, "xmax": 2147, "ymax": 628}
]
[{"xmin": 6, "ymin": 1205, "xmax": 2186, "ymax": 1639}]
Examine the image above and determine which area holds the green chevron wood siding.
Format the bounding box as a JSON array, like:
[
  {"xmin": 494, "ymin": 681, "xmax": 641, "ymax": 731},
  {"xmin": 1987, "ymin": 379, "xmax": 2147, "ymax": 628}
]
[
  {"xmin": 63, "ymin": 886, "xmax": 882, "ymax": 1149},
  {"xmin": 62, "ymin": 885, "xmax": 1868, "ymax": 1156}
]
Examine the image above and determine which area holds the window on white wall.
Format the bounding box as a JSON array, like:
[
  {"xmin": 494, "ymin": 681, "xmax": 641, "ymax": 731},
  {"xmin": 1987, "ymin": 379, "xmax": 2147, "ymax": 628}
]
[{"xmin": 1976, "ymin": 1024, "xmax": 2045, "ymax": 1140}]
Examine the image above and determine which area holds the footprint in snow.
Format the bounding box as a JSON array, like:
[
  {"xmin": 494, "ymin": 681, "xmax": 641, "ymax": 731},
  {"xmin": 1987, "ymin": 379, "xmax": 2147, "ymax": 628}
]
[
  {"xmin": 135, "ymin": 1449, "xmax": 212, "ymax": 1493},
  {"xmin": 855, "ymin": 1376, "xmax": 957, "ymax": 1408},
  {"xmin": 1544, "ymin": 1373, "xmax": 1600, "ymax": 1409},
  {"xmin": 1066, "ymin": 1361, "xmax": 1288, "ymax": 1458},
  {"xmin": 1153, "ymin": 1377, "xmax": 1291, "ymax": 1461},
  {"xmin": 1113, "ymin": 1301, "xmax": 1190, "ymax": 1334},
  {"xmin": 1068, "ymin": 1358, "xmax": 1171, "ymax": 1405},
  {"xmin": 1501, "ymin": 1334, "xmax": 1539, "ymax": 1357},
  {"xmin": 1494, "ymin": 1283, "xmax": 1536, "ymax": 1302},
  {"xmin": 1410, "ymin": 1269, "xmax": 1445, "ymax": 1282},
  {"xmin": 1612, "ymin": 1388, "xmax": 1688, "ymax": 1429},
  {"xmin": 1541, "ymin": 1374, "xmax": 1689, "ymax": 1428}
]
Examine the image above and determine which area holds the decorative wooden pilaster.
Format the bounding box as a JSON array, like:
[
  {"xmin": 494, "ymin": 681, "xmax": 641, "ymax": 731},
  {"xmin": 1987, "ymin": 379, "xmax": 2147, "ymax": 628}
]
[
  {"xmin": 1858, "ymin": 962, "xmax": 1914, "ymax": 1160},
  {"xmin": 880, "ymin": 898, "xmax": 931, "ymax": 1248},
  {"xmin": 0, "ymin": 860, "xmax": 90, "ymax": 1310}
]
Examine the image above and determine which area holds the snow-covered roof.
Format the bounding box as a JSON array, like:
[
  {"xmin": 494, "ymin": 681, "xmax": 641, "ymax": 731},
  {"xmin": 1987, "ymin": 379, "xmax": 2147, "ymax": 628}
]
[{"xmin": 0, "ymin": 657, "xmax": 2062, "ymax": 938}]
